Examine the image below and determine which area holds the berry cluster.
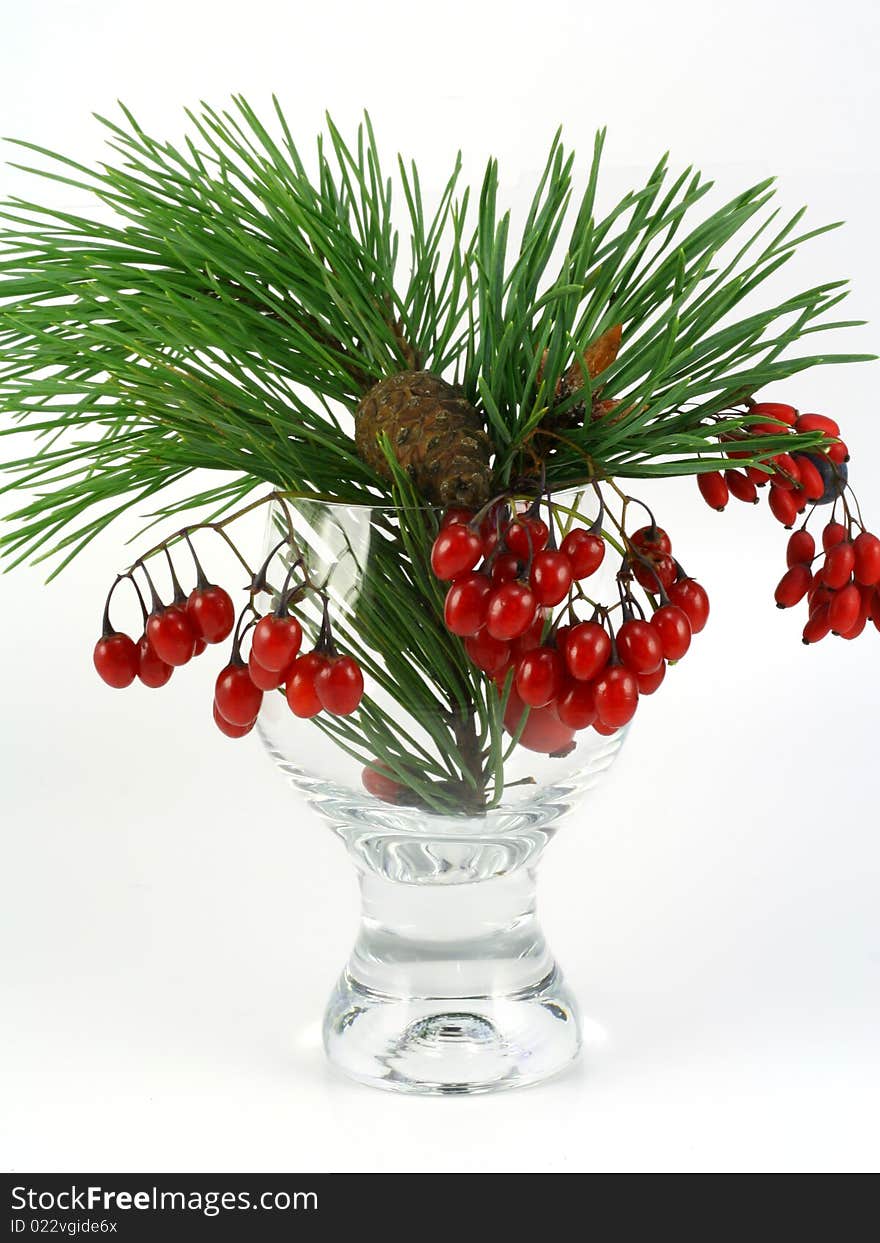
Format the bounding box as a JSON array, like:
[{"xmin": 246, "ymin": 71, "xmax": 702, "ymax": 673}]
[
  {"xmin": 693, "ymin": 397, "xmax": 879, "ymax": 644},
  {"xmin": 776, "ymin": 520, "xmax": 880, "ymax": 643},
  {"xmin": 428, "ymin": 499, "xmax": 709, "ymax": 757},
  {"xmin": 92, "ymin": 550, "xmax": 236, "ymax": 691},
  {"xmin": 93, "ymin": 531, "xmax": 364, "ymax": 738},
  {"xmin": 697, "ymin": 402, "xmax": 848, "ymax": 525}
]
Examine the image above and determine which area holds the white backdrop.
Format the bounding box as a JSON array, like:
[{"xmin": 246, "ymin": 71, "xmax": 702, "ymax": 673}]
[{"xmin": 1, "ymin": 0, "xmax": 878, "ymax": 1174}]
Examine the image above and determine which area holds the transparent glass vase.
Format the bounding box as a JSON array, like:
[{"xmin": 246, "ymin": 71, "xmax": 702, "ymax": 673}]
[{"xmin": 257, "ymin": 495, "xmax": 625, "ymax": 1094}]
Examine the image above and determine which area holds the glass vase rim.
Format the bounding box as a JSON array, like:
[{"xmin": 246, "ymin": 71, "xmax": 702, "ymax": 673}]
[{"xmin": 273, "ymin": 484, "xmax": 593, "ymax": 516}]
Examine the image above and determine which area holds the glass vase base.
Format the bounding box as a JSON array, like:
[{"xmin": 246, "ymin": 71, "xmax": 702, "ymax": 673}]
[{"xmin": 322, "ymin": 969, "xmax": 581, "ymax": 1096}]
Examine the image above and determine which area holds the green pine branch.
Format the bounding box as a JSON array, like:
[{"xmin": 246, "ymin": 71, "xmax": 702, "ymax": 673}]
[{"xmin": 0, "ymin": 97, "xmax": 874, "ymax": 575}]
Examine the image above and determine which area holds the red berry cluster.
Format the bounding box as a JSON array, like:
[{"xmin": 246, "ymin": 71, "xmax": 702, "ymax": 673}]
[
  {"xmin": 436, "ymin": 504, "xmax": 604, "ymax": 639},
  {"xmin": 428, "ymin": 501, "xmax": 709, "ymax": 757},
  {"xmin": 775, "ymin": 520, "xmax": 880, "ymax": 643},
  {"xmin": 93, "ymin": 551, "xmax": 236, "ymax": 691},
  {"xmin": 93, "ymin": 534, "xmax": 364, "ymax": 738},
  {"xmin": 693, "ymin": 395, "xmax": 879, "ymax": 644},
  {"xmin": 697, "ymin": 402, "xmax": 849, "ymax": 526}
]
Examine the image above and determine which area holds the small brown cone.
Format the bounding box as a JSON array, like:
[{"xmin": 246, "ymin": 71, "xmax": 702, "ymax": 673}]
[
  {"xmin": 568, "ymin": 323, "xmax": 623, "ymax": 392},
  {"xmin": 539, "ymin": 323, "xmax": 623, "ymax": 431},
  {"xmin": 355, "ymin": 371, "xmax": 492, "ymax": 508}
]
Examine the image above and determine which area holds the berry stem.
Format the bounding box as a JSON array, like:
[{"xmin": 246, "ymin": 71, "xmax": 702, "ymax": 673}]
[
  {"xmin": 588, "ymin": 484, "xmax": 606, "ymax": 536},
  {"xmin": 250, "ymin": 537, "xmax": 290, "ymax": 595},
  {"xmin": 100, "ymin": 574, "xmax": 126, "ymax": 637},
  {"xmin": 137, "ymin": 560, "xmax": 165, "ymax": 616},
  {"xmin": 229, "ymin": 603, "xmax": 258, "ymax": 664},
  {"xmin": 314, "ymin": 596, "xmax": 339, "ymax": 658},
  {"xmin": 185, "ymin": 532, "xmax": 210, "ymax": 590},
  {"xmin": 275, "ymin": 558, "xmax": 307, "ymax": 617},
  {"xmin": 164, "ymin": 547, "xmax": 187, "ymax": 605}
]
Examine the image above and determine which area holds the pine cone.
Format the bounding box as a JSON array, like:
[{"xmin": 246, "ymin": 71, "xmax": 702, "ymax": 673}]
[{"xmin": 355, "ymin": 371, "xmax": 492, "ymax": 508}]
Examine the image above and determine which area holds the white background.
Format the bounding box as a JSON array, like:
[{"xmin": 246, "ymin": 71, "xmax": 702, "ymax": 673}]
[{"xmin": 1, "ymin": 0, "xmax": 879, "ymax": 1174}]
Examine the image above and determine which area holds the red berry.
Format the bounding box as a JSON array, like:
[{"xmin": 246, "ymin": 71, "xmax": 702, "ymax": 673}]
[
  {"xmin": 821, "ymin": 541, "xmax": 855, "ymax": 590},
  {"xmin": 93, "ymin": 632, "xmax": 139, "ymax": 689},
  {"xmin": 482, "ymin": 528, "xmax": 500, "ymax": 558},
  {"xmin": 147, "ymin": 605, "xmax": 197, "ymax": 667},
  {"xmin": 772, "ymin": 454, "xmax": 801, "ymax": 489},
  {"xmin": 786, "ymin": 529, "xmax": 816, "ymax": 567},
  {"xmin": 478, "ymin": 501, "xmax": 507, "ymax": 543},
  {"xmin": 593, "ymin": 720, "xmax": 620, "ymax": 737},
  {"xmin": 593, "ymin": 665, "xmax": 639, "ymax": 728},
  {"xmin": 505, "ymin": 515, "xmax": 549, "ymax": 559},
  {"xmin": 215, "ymin": 663, "xmax": 263, "ymax": 726},
  {"xmin": 212, "ymin": 701, "xmax": 255, "ymax": 738},
  {"xmin": 650, "ymin": 605, "xmax": 692, "ymax": 661},
  {"xmin": 746, "ymin": 465, "xmax": 770, "ymax": 486},
  {"xmin": 252, "ymin": 614, "xmax": 303, "ymax": 671},
  {"xmin": 465, "ymin": 629, "xmax": 511, "ymax": 674},
  {"xmin": 631, "ymin": 525, "xmax": 672, "ymax": 556},
  {"xmin": 285, "ymin": 652, "xmax": 327, "ymax": 718},
  {"xmin": 836, "ymin": 586, "xmax": 870, "ymax": 639},
  {"xmin": 725, "ymin": 467, "xmax": 760, "ymax": 502},
  {"xmin": 247, "ymin": 651, "xmax": 286, "ymax": 691},
  {"xmin": 725, "ymin": 450, "xmax": 751, "ymax": 463},
  {"xmin": 431, "ymin": 525, "xmax": 483, "ymax": 581},
  {"xmin": 791, "ymin": 455, "xmax": 825, "ymax": 502},
  {"xmin": 186, "ymin": 585, "xmax": 235, "ymax": 644},
  {"xmin": 137, "ymin": 634, "xmax": 173, "ymax": 688},
  {"xmin": 829, "ymin": 583, "xmax": 861, "ymax": 635},
  {"xmin": 554, "ymin": 624, "xmax": 572, "ymax": 660},
  {"xmin": 852, "ymin": 531, "xmax": 880, "ymax": 586},
  {"xmin": 510, "ymin": 610, "xmax": 549, "ymax": 658},
  {"xmin": 839, "ymin": 613, "xmax": 867, "ymax": 640},
  {"xmin": 751, "ymin": 421, "xmax": 789, "ymax": 436},
  {"xmin": 362, "ymin": 762, "xmax": 406, "ymax": 803},
  {"xmin": 556, "ymin": 680, "xmax": 598, "ymax": 730},
  {"xmin": 564, "ymin": 621, "xmax": 612, "ymax": 682},
  {"xmin": 725, "ymin": 469, "xmax": 759, "ymax": 504},
  {"xmin": 802, "ymin": 607, "xmax": 831, "ymax": 645},
  {"xmin": 795, "ymin": 412, "xmax": 840, "ymax": 438},
  {"xmin": 750, "ymin": 401, "xmax": 798, "ymax": 426},
  {"xmin": 768, "ymin": 485, "xmax": 799, "ymax": 528},
  {"xmin": 808, "ymin": 581, "xmax": 833, "ymax": 613},
  {"xmin": 440, "ymin": 508, "xmax": 474, "ymax": 529},
  {"xmin": 486, "ymin": 582, "xmax": 538, "ymax": 641},
  {"xmin": 697, "ymin": 471, "xmax": 729, "ymax": 511},
  {"xmin": 315, "ymin": 655, "xmax": 364, "ymax": 716},
  {"xmin": 490, "ymin": 552, "xmax": 521, "ymax": 586},
  {"xmin": 827, "ymin": 440, "xmax": 849, "ymax": 465},
  {"xmin": 515, "ymin": 647, "xmax": 564, "ymax": 708},
  {"xmin": 775, "ymin": 564, "xmax": 813, "ymax": 608},
  {"xmin": 822, "ymin": 522, "xmax": 848, "ymax": 552},
  {"xmin": 560, "ymin": 529, "xmax": 606, "ymax": 579},
  {"xmin": 666, "ymin": 577, "xmax": 710, "ymax": 634},
  {"xmin": 503, "ymin": 687, "xmax": 576, "ymax": 754},
  {"xmin": 633, "ymin": 553, "xmax": 677, "ymax": 593},
  {"xmin": 616, "ymin": 619, "xmax": 664, "ymax": 676},
  {"xmin": 636, "ymin": 662, "xmax": 666, "ymax": 695},
  {"xmin": 529, "ymin": 550, "xmax": 573, "ymax": 606},
  {"xmin": 444, "ymin": 573, "xmax": 492, "ymax": 637}
]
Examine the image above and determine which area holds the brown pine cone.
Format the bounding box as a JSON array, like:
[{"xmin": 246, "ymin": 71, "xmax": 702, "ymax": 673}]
[{"xmin": 355, "ymin": 371, "xmax": 493, "ymax": 508}]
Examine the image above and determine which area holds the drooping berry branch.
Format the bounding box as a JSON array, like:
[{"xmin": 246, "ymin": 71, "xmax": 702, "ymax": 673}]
[{"xmin": 695, "ymin": 400, "xmax": 880, "ymax": 643}]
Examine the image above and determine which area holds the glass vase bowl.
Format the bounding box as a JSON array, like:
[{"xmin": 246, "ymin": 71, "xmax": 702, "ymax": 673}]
[{"xmin": 256, "ymin": 495, "xmax": 625, "ymax": 1094}]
